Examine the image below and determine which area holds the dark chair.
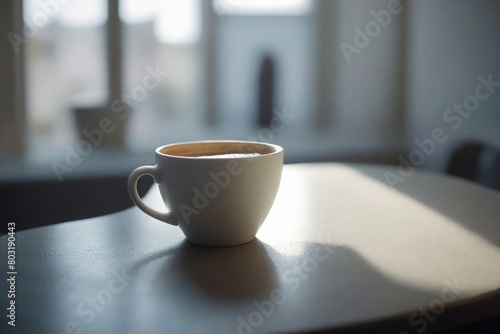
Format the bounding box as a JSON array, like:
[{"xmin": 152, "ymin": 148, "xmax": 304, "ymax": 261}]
[{"xmin": 447, "ymin": 141, "xmax": 500, "ymax": 192}]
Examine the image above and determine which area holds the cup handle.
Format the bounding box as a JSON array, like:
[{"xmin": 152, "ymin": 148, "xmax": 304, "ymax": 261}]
[{"xmin": 127, "ymin": 165, "xmax": 178, "ymax": 226}]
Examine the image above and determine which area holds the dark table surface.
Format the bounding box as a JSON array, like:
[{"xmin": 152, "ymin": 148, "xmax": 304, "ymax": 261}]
[{"xmin": 2, "ymin": 163, "xmax": 500, "ymax": 334}]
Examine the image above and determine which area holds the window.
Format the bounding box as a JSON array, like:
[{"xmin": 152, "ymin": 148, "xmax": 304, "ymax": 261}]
[
  {"xmin": 23, "ymin": 0, "xmax": 205, "ymax": 155},
  {"xmin": 3, "ymin": 0, "xmax": 409, "ymax": 174},
  {"xmin": 24, "ymin": 0, "xmax": 108, "ymax": 158},
  {"xmin": 213, "ymin": 0, "xmax": 312, "ymax": 16},
  {"xmin": 120, "ymin": 0, "xmax": 204, "ymax": 151},
  {"xmin": 20, "ymin": 0, "xmax": 319, "ymax": 159},
  {"xmin": 213, "ymin": 0, "xmax": 315, "ymax": 127},
  {"xmin": 120, "ymin": 0, "xmax": 201, "ymax": 44}
]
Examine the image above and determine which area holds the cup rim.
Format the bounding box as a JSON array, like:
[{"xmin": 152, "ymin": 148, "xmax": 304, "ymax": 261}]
[{"xmin": 155, "ymin": 140, "xmax": 283, "ymax": 159}]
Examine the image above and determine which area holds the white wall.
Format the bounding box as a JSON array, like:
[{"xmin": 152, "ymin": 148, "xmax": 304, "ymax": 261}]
[
  {"xmin": 331, "ymin": 0, "xmax": 405, "ymax": 139},
  {"xmin": 406, "ymin": 0, "xmax": 500, "ymax": 172}
]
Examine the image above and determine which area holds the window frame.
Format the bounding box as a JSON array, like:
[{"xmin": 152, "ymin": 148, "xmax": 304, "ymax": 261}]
[{"xmin": 0, "ymin": 0, "xmax": 26, "ymax": 156}]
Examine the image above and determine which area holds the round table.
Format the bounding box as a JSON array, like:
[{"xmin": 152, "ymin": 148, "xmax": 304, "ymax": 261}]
[{"xmin": 1, "ymin": 163, "xmax": 500, "ymax": 334}]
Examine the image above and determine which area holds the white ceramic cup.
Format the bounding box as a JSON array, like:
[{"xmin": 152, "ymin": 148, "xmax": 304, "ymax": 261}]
[{"xmin": 128, "ymin": 140, "xmax": 284, "ymax": 246}]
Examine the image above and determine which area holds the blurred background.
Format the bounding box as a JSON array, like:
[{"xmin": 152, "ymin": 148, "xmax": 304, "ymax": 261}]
[{"xmin": 1, "ymin": 0, "xmax": 499, "ymax": 228}]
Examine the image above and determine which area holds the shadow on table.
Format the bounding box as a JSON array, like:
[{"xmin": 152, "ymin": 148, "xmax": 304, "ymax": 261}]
[
  {"xmin": 126, "ymin": 238, "xmax": 279, "ymax": 303},
  {"xmin": 251, "ymin": 242, "xmax": 445, "ymax": 334},
  {"xmin": 160, "ymin": 239, "xmax": 279, "ymax": 302},
  {"xmin": 6, "ymin": 228, "xmax": 497, "ymax": 334},
  {"xmin": 122, "ymin": 240, "xmax": 477, "ymax": 333}
]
